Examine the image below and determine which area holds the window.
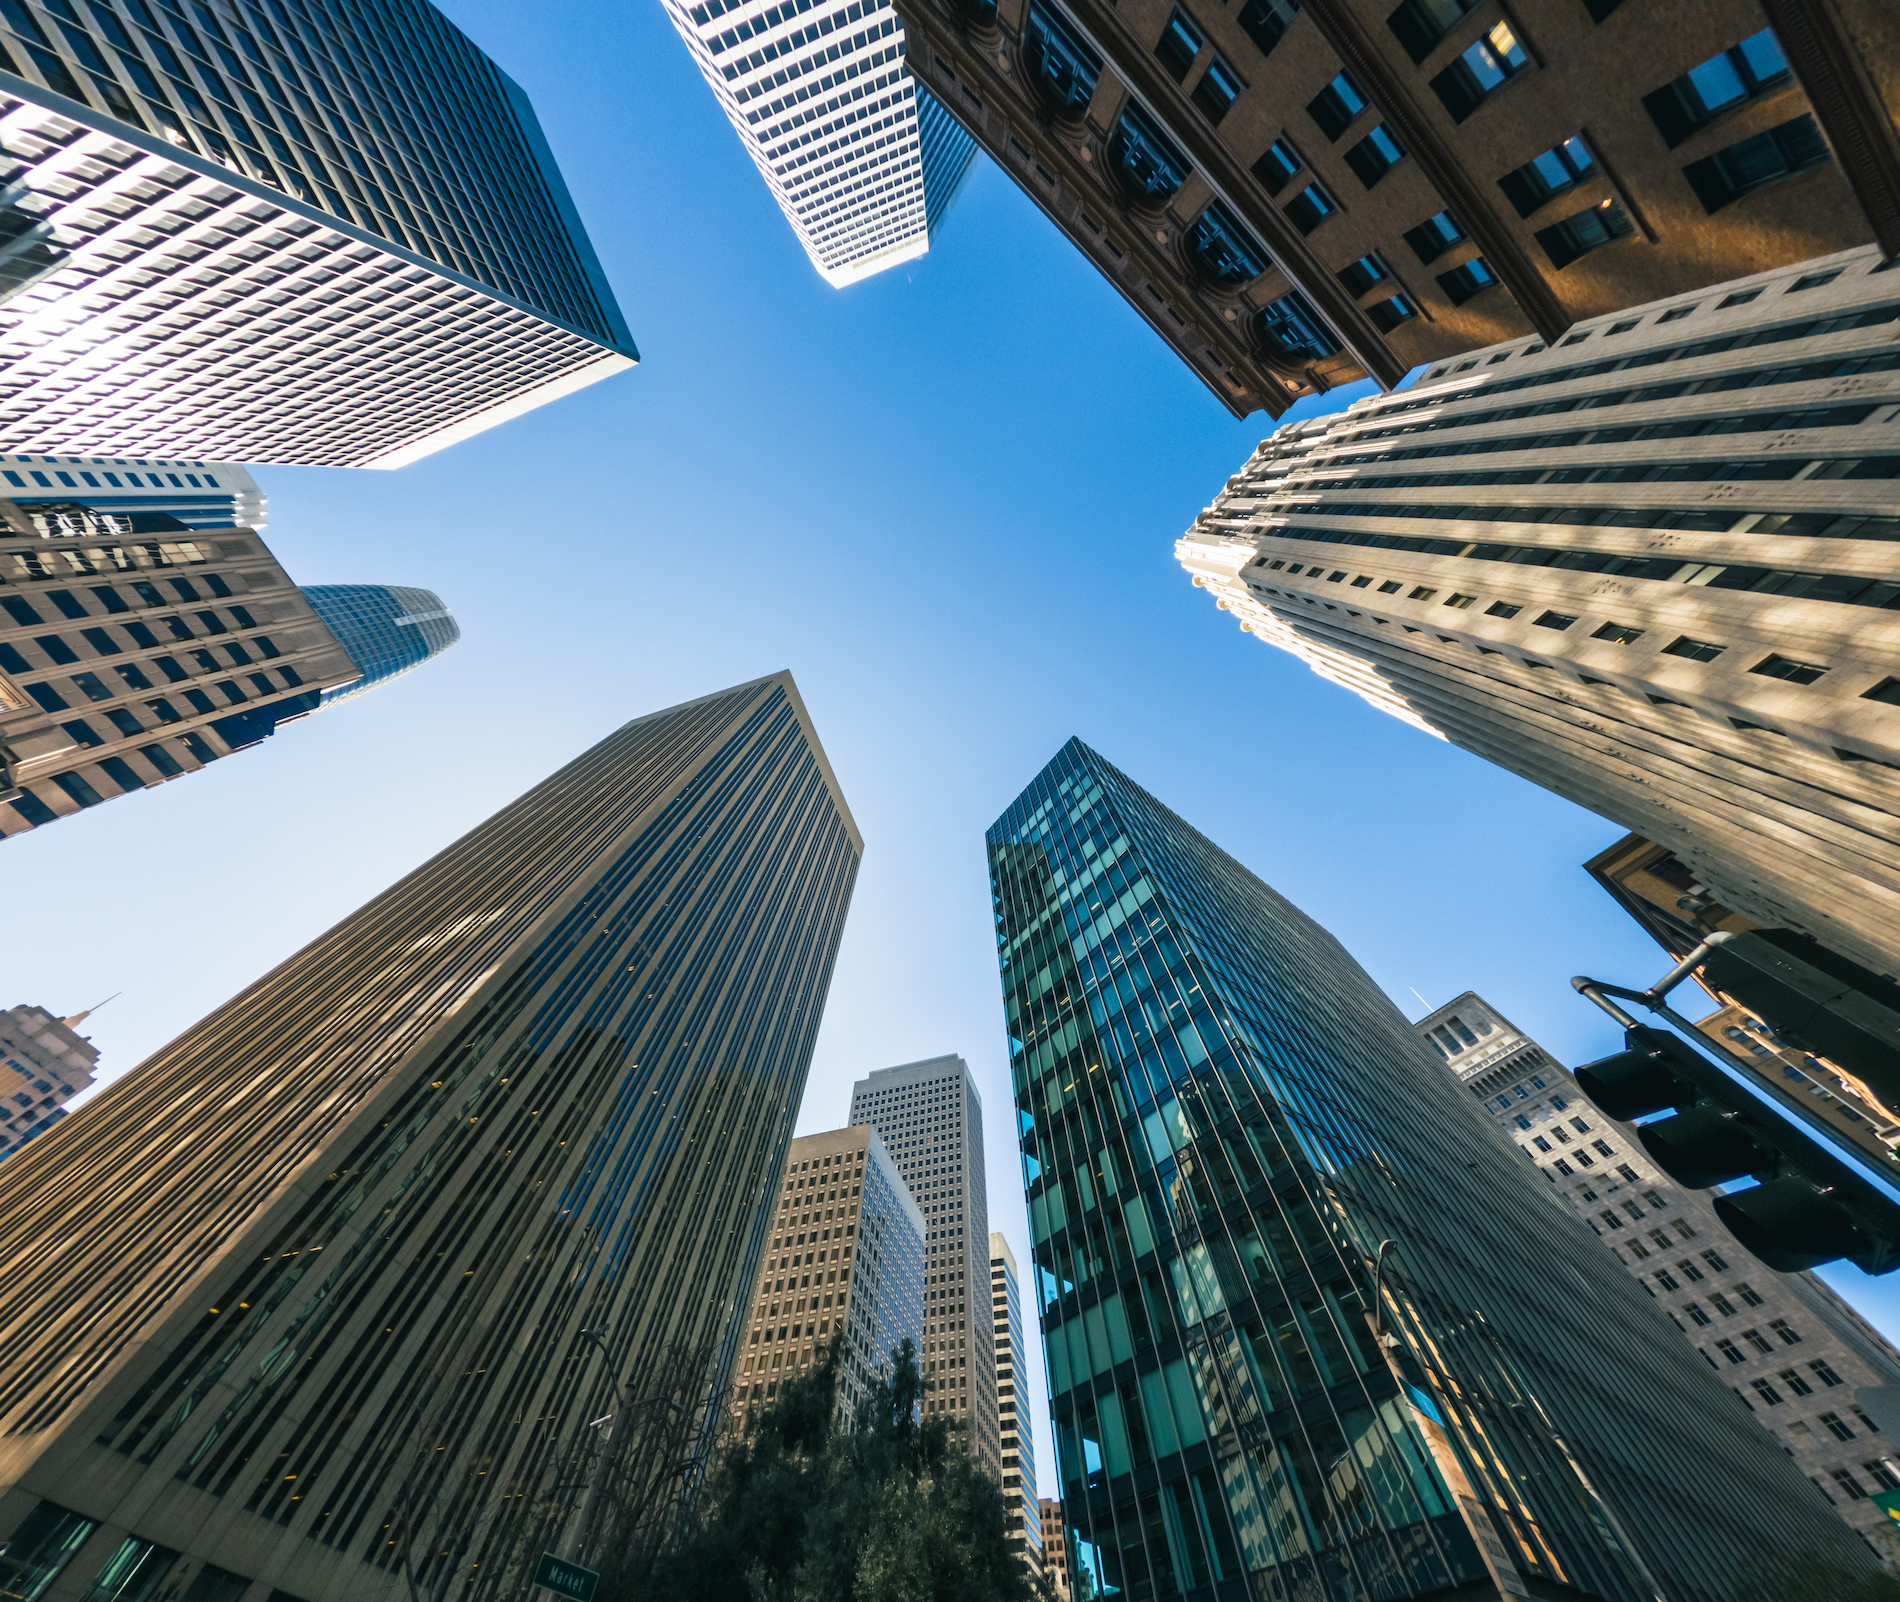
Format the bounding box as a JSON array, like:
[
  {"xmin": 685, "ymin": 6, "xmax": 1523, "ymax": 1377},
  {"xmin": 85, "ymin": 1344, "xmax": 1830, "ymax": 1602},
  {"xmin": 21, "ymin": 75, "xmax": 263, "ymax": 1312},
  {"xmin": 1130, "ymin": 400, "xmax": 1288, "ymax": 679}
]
[
  {"xmin": 140, "ymin": 744, "xmax": 183, "ymax": 778},
  {"xmin": 1386, "ymin": 0, "xmax": 1480, "ymax": 65},
  {"xmin": 1644, "ymin": 29, "xmax": 1793, "ymax": 147},
  {"xmin": 1237, "ymin": 0, "xmax": 1300, "ymax": 57},
  {"xmin": 1430, "ymin": 21, "xmax": 1529, "ymax": 123},
  {"xmin": 53, "ymin": 772, "xmax": 104, "ymax": 809},
  {"xmin": 1404, "ymin": 209, "xmax": 1466, "ymax": 263},
  {"xmin": 1537, "ymin": 199, "xmax": 1635, "ymax": 269},
  {"xmin": 1499, "ymin": 134, "xmax": 1594, "ymax": 217},
  {"xmin": 1865, "ymin": 678, "xmax": 1900, "ymax": 706},
  {"xmin": 1444, "ymin": 592, "xmax": 1476, "ymax": 608},
  {"xmin": 1437, "ymin": 256, "xmax": 1498, "ymax": 304},
  {"xmin": 1654, "ymin": 1267, "xmax": 1679, "ymax": 1291},
  {"xmin": 1187, "ymin": 202, "xmax": 1269, "ymax": 287},
  {"xmin": 1377, "ymin": 580, "xmax": 1402, "ymax": 594},
  {"xmin": 1344, "ymin": 124, "xmax": 1406, "ymax": 187},
  {"xmin": 1484, "ymin": 601, "xmax": 1521, "ymax": 618},
  {"xmin": 1714, "ymin": 1338, "xmax": 1745, "ymax": 1364},
  {"xmin": 1684, "ymin": 1302, "xmax": 1711, "ymax": 1326},
  {"xmin": 1781, "ymin": 1367, "xmax": 1813, "ymax": 1396},
  {"xmin": 1618, "ymin": 1165, "xmax": 1639, "ymax": 1182},
  {"xmin": 1685, "ymin": 117, "xmax": 1832, "ymax": 214},
  {"xmin": 1257, "ymin": 291, "xmax": 1340, "ymax": 360},
  {"xmin": 1750, "ymin": 654, "xmax": 1827, "ymax": 685},
  {"xmin": 1307, "ymin": 71, "xmax": 1367, "ymax": 141},
  {"xmin": 1770, "ymin": 1319, "xmax": 1801, "ymax": 1345},
  {"xmin": 1809, "ymin": 1359, "xmax": 1844, "ymax": 1386},
  {"xmin": 1155, "ymin": 10, "xmax": 1203, "ymax": 80},
  {"xmin": 1663, "ymin": 636, "xmax": 1725, "ymax": 663},
  {"xmin": 1734, "ymin": 1283, "xmax": 1763, "ymax": 1307},
  {"xmin": 1751, "ymin": 1378, "xmax": 1782, "ymax": 1406},
  {"xmin": 1598, "ymin": 1209, "xmax": 1622, "ymax": 1229},
  {"xmin": 1700, "ymin": 1246, "xmax": 1727, "ymax": 1271},
  {"xmin": 1283, "ymin": 182, "xmax": 1336, "ymax": 233},
  {"xmin": 106, "ymin": 708, "xmax": 142, "ymax": 737},
  {"xmin": 69, "ymin": 672, "xmax": 112, "ymax": 703},
  {"xmin": 1023, "ymin": 4, "xmax": 1101, "ymax": 117},
  {"xmin": 1338, "ymin": 252, "xmax": 1389, "ymax": 295},
  {"xmin": 1678, "ymin": 1258, "xmax": 1704, "ymax": 1282},
  {"xmin": 1789, "ymin": 268, "xmax": 1844, "ymax": 293},
  {"xmin": 1591, "ymin": 621, "xmax": 1643, "ymax": 644},
  {"xmin": 1111, "ymin": 104, "xmax": 1192, "ymax": 203},
  {"xmin": 1658, "ymin": 304, "xmax": 1698, "ymax": 323},
  {"xmin": 1533, "ymin": 1136, "xmax": 1552, "ymax": 1152},
  {"xmin": 1253, "ymin": 137, "xmax": 1303, "ymax": 194},
  {"xmin": 1533, "ymin": 610, "xmax": 1576, "ymax": 630},
  {"xmin": 1822, "ymin": 1413, "xmax": 1857, "ymax": 1442},
  {"xmin": 1192, "ymin": 56, "xmax": 1244, "ymax": 123},
  {"xmin": 1409, "ymin": 586, "xmax": 1437, "ymax": 600},
  {"xmin": 1719, "ymin": 289, "xmax": 1763, "ymax": 308}
]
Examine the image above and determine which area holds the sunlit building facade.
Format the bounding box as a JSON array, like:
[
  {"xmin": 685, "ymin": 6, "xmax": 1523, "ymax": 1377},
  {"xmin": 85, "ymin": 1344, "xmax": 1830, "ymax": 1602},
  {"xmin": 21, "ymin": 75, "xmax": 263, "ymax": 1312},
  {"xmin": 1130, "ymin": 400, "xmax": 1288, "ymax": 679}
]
[
  {"xmin": 1422, "ymin": 989, "xmax": 1900, "ymax": 1566},
  {"xmin": 658, "ymin": 0, "xmax": 975, "ymax": 286},
  {"xmin": 991, "ymin": 1232, "xmax": 1042, "ymax": 1579},
  {"xmin": 0, "ymin": 673, "xmax": 861, "ymax": 1600},
  {"xmin": 990, "ymin": 736, "xmax": 1875, "ymax": 1601},
  {"xmin": 0, "ymin": 1004, "xmax": 99, "ymax": 1161},
  {"xmin": 730, "ymin": 1124, "xmax": 924, "ymax": 1424},
  {"xmin": 1181, "ymin": 246, "xmax": 1900, "ymax": 979},
  {"xmin": 0, "ymin": 0, "xmax": 636, "ymax": 466},
  {"xmin": 849, "ymin": 1054, "xmax": 999, "ymax": 1474}
]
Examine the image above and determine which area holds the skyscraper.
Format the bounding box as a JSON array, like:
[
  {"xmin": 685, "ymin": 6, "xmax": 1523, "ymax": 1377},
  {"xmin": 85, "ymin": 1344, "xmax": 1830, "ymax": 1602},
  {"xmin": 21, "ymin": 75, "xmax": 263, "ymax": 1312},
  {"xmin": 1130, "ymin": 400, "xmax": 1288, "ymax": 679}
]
[
  {"xmin": 0, "ymin": 672, "xmax": 860, "ymax": 1601},
  {"xmin": 659, "ymin": 0, "xmax": 976, "ymax": 286},
  {"xmin": 0, "ymin": 1004, "xmax": 100, "ymax": 1161},
  {"xmin": 1420, "ymin": 989, "xmax": 1900, "ymax": 1564},
  {"xmin": 731, "ymin": 1125, "xmax": 924, "ymax": 1426},
  {"xmin": 848, "ymin": 1055, "xmax": 999, "ymax": 1474},
  {"xmin": 0, "ymin": 0, "xmax": 636, "ymax": 467},
  {"xmin": 0, "ymin": 495, "xmax": 454, "ymax": 838},
  {"xmin": 1180, "ymin": 244, "xmax": 1900, "ymax": 977},
  {"xmin": 1038, "ymin": 1499, "xmax": 1071, "ymax": 1600},
  {"xmin": 990, "ymin": 1231, "xmax": 1042, "ymax": 1581},
  {"xmin": 0, "ymin": 455, "xmax": 264, "ymax": 529},
  {"xmin": 990, "ymin": 736, "xmax": 1878, "ymax": 1601},
  {"xmin": 894, "ymin": 0, "xmax": 1898, "ymax": 417}
]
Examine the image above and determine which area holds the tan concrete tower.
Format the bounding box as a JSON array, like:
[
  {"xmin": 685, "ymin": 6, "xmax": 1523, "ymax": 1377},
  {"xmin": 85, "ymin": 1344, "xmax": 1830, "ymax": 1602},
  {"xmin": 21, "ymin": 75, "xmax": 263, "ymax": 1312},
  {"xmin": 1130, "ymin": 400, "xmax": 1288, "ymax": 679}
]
[{"xmin": 0, "ymin": 673, "xmax": 861, "ymax": 1602}]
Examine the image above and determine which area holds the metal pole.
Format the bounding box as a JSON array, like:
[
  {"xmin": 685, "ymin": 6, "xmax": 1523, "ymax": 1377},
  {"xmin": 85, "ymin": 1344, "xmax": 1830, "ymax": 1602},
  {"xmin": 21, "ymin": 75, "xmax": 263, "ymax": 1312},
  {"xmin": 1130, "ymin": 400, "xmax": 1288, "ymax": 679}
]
[{"xmin": 562, "ymin": 1329, "xmax": 619, "ymax": 1565}]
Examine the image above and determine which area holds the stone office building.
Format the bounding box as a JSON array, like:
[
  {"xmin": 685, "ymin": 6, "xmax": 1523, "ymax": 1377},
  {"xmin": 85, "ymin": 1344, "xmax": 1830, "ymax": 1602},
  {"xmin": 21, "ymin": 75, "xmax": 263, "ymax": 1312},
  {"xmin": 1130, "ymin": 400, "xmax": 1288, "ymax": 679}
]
[
  {"xmin": 0, "ymin": 490, "xmax": 455, "ymax": 838},
  {"xmin": 1420, "ymin": 989, "xmax": 1900, "ymax": 1567},
  {"xmin": 0, "ymin": 672, "xmax": 862, "ymax": 1601},
  {"xmin": 729, "ymin": 1125, "xmax": 924, "ymax": 1425},
  {"xmin": 0, "ymin": 1003, "xmax": 100, "ymax": 1162},
  {"xmin": 1180, "ymin": 246, "xmax": 1900, "ymax": 979},
  {"xmin": 849, "ymin": 1054, "xmax": 1001, "ymax": 1476},
  {"xmin": 990, "ymin": 1232, "xmax": 1043, "ymax": 1579},
  {"xmin": 895, "ymin": 0, "xmax": 1900, "ymax": 417}
]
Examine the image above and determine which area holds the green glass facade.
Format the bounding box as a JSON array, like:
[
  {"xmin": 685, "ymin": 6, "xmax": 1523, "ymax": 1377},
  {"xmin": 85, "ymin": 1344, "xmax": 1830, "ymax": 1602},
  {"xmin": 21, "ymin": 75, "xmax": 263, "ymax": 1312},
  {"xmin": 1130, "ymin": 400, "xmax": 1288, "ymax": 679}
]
[{"xmin": 989, "ymin": 738, "xmax": 1874, "ymax": 1602}]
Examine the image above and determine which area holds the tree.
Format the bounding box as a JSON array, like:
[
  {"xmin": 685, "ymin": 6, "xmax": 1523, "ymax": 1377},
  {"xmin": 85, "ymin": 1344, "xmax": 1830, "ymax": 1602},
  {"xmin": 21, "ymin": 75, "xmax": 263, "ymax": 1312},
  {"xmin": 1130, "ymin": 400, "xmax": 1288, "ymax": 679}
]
[{"xmin": 620, "ymin": 1337, "xmax": 1033, "ymax": 1602}]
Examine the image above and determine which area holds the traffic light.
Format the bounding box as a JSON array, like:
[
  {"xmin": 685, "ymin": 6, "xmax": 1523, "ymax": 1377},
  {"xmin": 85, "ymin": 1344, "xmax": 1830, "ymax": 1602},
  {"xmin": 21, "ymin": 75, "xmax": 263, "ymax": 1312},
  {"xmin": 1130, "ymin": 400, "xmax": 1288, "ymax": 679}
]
[
  {"xmin": 1696, "ymin": 930, "xmax": 1900, "ymax": 1112},
  {"xmin": 1572, "ymin": 1025, "xmax": 1900, "ymax": 1275}
]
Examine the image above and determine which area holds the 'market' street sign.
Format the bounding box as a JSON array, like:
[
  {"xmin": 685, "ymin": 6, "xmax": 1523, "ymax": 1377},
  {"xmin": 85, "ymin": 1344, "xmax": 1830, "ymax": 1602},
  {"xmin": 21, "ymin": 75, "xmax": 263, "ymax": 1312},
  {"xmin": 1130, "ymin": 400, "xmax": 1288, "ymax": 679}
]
[{"xmin": 533, "ymin": 1553, "xmax": 600, "ymax": 1601}]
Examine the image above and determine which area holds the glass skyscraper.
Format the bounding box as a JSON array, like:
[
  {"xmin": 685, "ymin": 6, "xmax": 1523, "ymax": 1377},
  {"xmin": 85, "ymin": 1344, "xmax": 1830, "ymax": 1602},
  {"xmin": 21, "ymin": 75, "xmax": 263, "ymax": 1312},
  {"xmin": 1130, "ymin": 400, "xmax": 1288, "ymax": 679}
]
[
  {"xmin": 989, "ymin": 738, "xmax": 1875, "ymax": 1602},
  {"xmin": 660, "ymin": 0, "xmax": 976, "ymax": 287},
  {"xmin": 0, "ymin": 0, "xmax": 636, "ymax": 466},
  {"xmin": 0, "ymin": 673, "xmax": 861, "ymax": 1600},
  {"xmin": 298, "ymin": 583, "xmax": 458, "ymax": 706}
]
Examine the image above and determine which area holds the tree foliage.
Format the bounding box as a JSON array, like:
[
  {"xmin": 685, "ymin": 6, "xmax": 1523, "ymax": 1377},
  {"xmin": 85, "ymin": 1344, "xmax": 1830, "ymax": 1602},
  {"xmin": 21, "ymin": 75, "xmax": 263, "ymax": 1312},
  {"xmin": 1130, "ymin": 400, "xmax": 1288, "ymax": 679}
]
[{"xmin": 619, "ymin": 1337, "xmax": 1035, "ymax": 1602}]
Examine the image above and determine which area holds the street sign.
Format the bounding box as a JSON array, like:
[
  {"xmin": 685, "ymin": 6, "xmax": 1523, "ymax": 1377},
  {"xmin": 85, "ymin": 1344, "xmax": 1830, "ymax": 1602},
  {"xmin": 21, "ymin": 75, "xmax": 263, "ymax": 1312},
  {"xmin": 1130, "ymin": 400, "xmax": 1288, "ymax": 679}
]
[
  {"xmin": 1872, "ymin": 1488, "xmax": 1900, "ymax": 1525},
  {"xmin": 533, "ymin": 1553, "xmax": 600, "ymax": 1601}
]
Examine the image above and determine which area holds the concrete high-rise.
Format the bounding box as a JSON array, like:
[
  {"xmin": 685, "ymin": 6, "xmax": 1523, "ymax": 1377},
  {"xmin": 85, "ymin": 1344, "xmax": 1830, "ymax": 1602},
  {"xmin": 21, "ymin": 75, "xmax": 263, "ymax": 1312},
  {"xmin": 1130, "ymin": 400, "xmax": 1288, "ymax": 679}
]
[
  {"xmin": 0, "ymin": 672, "xmax": 861, "ymax": 1601},
  {"xmin": 0, "ymin": 1004, "xmax": 100, "ymax": 1161},
  {"xmin": 730, "ymin": 1125, "xmax": 924, "ymax": 1426},
  {"xmin": 895, "ymin": 0, "xmax": 1900, "ymax": 417},
  {"xmin": 0, "ymin": 456, "xmax": 264, "ymax": 529},
  {"xmin": 0, "ymin": 494, "xmax": 454, "ymax": 838},
  {"xmin": 0, "ymin": 0, "xmax": 636, "ymax": 466},
  {"xmin": 848, "ymin": 1054, "xmax": 999, "ymax": 1474},
  {"xmin": 1038, "ymin": 1499, "xmax": 1071, "ymax": 1600},
  {"xmin": 659, "ymin": 0, "xmax": 976, "ymax": 286},
  {"xmin": 1180, "ymin": 244, "xmax": 1900, "ymax": 977},
  {"xmin": 1419, "ymin": 989, "xmax": 1900, "ymax": 1565},
  {"xmin": 991, "ymin": 735, "xmax": 1879, "ymax": 1601},
  {"xmin": 990, "ymin": 1232, "xmax": 1042, "ymax": 1580}
]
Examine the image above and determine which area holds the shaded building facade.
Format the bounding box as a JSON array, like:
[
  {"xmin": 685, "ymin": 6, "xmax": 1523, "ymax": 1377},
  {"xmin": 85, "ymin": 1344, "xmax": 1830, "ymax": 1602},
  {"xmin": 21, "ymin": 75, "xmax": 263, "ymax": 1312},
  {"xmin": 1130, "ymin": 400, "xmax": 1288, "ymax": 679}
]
[
  {"xmin": 850, "ymin": 1054, "xmax": 1001, "ymax": 1475},
  {"xmin": 0, "ymin": 672, "xmax": 861, "ymax": 1601},
  {"xmin": 990, "ymin": 736, "xmax": 1875, "ymax": 1601},
  {"xmin": 991, "ymin": 1232, "xmax": 1043, "ymax": 1579},
  {"xmin": 731, "ymin": 1124, "xmax": 924, "ymax": 1424},
  {"xmin": 1180, "ymin": 245, "xmax": 1900, "ymax": 978},
  {"xmin": 1420, "ymin": 989, "xmax": 1900, "ymax": 1565},
  {"xmin": 0, "ymin": 0, "xmax": 636, "ymax": 466},
  {"xmin": 0, "ymin": 497, "xmax": 454, "ymax": 838},
  {"xmin": 0, "ymin": 1004, "xmax": 99, "ymax": 1162},
  {"xmin": 895, "ymin": 0, "xmax": 1898, "ymax": 417},
  {"xmin": 658, "ymin": 0, "xmax": 976, "ymax": 286}
]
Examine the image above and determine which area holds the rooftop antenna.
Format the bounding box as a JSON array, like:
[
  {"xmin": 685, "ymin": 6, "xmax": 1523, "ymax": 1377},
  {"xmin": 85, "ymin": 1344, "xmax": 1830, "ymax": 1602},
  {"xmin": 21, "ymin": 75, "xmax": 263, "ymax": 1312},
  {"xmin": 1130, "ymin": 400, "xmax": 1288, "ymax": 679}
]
[{"xmin": 62, "ymin": 991, "xmax": 120, "ymax": 1030}]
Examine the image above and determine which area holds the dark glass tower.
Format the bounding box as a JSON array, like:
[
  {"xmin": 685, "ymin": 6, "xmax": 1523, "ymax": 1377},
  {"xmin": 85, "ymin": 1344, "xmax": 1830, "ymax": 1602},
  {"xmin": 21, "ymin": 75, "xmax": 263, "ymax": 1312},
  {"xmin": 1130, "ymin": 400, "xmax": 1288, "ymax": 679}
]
[
  {"xmin": 299, "ymin": 583, "xmax": 459, "ymax": 706},
  {"xmin": 989, "ymin": 739, "xmax": 1876, "ymax": 1602},
  {"xmin": 0, "ymin": 673, "xmax": 860, "ymax": 1601}
]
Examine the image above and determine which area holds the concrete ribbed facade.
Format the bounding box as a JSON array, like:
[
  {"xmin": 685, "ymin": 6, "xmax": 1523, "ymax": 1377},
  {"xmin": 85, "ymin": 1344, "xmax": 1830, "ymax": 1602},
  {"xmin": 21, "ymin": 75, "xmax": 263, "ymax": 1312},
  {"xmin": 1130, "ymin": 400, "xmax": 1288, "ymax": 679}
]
[
  {"xmin": 0, "ymin": 672, "xmax": 860, "ymax": 1602},
  {"xmin": 1179, "ymin": 244, "xmax": 1900, "ymax": 978}
]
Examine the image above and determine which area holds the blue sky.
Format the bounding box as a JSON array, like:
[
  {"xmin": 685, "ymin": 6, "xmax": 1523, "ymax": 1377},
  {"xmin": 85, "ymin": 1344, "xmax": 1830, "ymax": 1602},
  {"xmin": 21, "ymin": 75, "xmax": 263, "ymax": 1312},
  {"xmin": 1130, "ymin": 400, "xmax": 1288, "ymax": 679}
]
[{"xmin": 5, "ymin": 0, "xmax": 1896, "ymax": 1483}]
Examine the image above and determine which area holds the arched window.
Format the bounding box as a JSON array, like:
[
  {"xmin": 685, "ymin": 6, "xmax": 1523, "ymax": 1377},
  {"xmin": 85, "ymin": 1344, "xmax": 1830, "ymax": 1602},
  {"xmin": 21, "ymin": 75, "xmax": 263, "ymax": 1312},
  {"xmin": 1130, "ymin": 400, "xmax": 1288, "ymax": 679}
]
[
  {"xmin": 1187, "ymin": 201, "xmax": 1269, "ymax": 287},
  {"xmin": 1023, "ymin": 5, "xmax": 1100, "ymax": 118},
  {"xmin": 1108, "ymin": 102, "xmax": 1190, "ymax": 203}
]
